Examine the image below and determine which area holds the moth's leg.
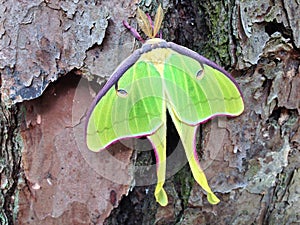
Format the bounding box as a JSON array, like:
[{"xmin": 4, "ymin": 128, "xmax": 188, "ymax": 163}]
[
  {"xmin": 146, "ymin": 13, "xmax": 162, "ymax": 38},
  {"xmin": 157, "ymin": 30, "xmax": 162, "ymax": 39},
  {"xmin": 146, "ymin": 13, "xmax": 154, "ymax": 30},
  {"xmin": 123, "ymin": 20, "xmax": 145, "ymax": 43}
]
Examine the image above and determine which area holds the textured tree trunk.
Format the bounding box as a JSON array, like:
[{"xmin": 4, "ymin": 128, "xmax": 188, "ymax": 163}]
[
  {"xmin": 0, "ymin": 0, "xmax": 299, "ymax": 224},
  {"xmin": 0, "ymin": 104, "xmax": 22, "ymax": 224}
]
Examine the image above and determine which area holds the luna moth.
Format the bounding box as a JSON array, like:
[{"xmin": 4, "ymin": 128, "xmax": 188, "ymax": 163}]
[{"xmin": 85, "ymin": 5, "xmax": 244, "ymax": 206}]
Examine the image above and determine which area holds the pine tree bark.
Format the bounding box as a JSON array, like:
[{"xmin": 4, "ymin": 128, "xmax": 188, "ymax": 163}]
[{"xmin": 0, "ymin": 0, "xmax": 299, "ymax": 224}]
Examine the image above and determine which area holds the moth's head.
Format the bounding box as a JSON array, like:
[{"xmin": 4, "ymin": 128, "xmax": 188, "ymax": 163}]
[{"xmin": 144, "ymin": 38, "xmax": 165, "ymax": 45}]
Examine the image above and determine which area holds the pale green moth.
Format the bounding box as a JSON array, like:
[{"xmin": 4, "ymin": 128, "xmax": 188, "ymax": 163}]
[{"xmin": 85, "ymin": 5, "xmax": 244, "ymax": 206}]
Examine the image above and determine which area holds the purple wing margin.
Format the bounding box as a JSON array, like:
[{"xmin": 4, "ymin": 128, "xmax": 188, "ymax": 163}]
[
  {"xmin": 167, "ymin": 42, "xmax": 244, "ymax": 98},
  {"xmin": 85, "ymin": 48, "xmax": 142, "ymax": 132}
]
